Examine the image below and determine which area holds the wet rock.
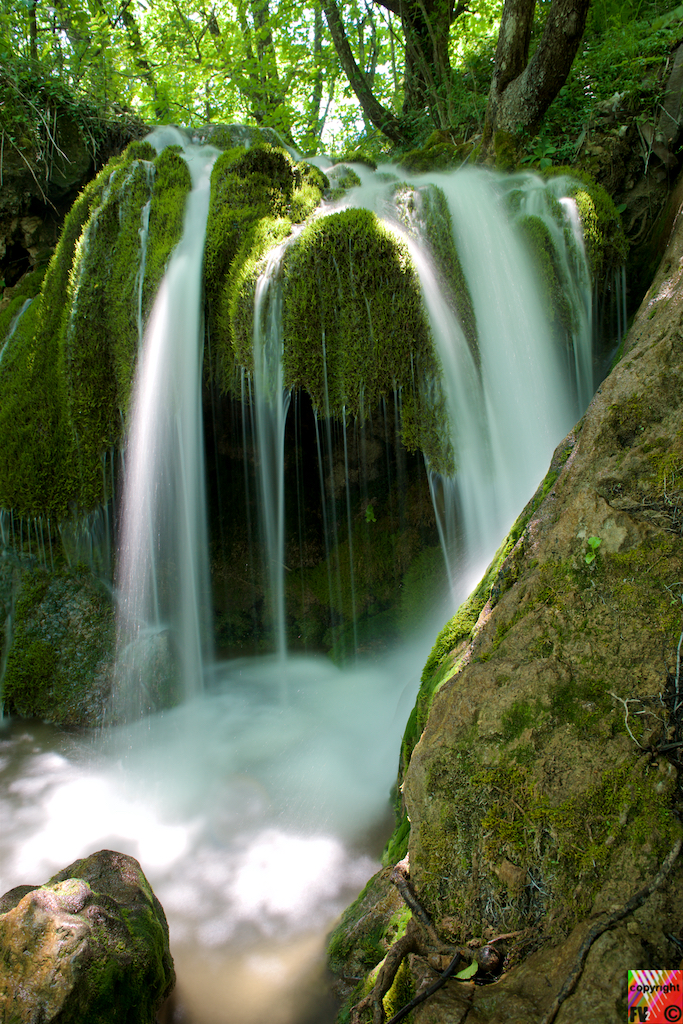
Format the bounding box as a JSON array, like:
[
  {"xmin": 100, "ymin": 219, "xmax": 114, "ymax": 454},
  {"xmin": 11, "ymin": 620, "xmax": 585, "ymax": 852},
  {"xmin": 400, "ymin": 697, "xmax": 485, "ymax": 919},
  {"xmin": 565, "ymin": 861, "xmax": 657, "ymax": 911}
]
[
  {"xmin": 0, "ymin": 563, "xmax": 115, "ymax": 727},
  {"xmin": 0, "ymin": 850, "xmax": 175, "ymax": 1024}
]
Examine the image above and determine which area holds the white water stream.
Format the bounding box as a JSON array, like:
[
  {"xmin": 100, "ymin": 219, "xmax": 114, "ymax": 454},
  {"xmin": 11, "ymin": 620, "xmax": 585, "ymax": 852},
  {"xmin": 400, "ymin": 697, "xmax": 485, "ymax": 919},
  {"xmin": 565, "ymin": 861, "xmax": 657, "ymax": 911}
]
[
  {"xmin": 0, "ymin": 142, "xmax": 601, "ymax": 1022},
  {"xmin": 115, "ymin": 128, "xmax": 218, "ymax": 719}
]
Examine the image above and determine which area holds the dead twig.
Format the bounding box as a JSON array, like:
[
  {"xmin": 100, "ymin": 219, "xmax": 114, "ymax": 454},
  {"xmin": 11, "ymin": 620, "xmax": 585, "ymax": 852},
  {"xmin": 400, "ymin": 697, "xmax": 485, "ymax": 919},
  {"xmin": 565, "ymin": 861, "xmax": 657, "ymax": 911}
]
[
  {"xmin": 609, "ymin": 691, "xmax": 643, "ymax": 747},
  {"xmin": 385, "ymin": 950, "xmax": 464, "ymax": 1024},
  {"xmin": 539, "ymin": 837, "xmax": 682, "ymax": 1024},
  {"xmin": 389, "ymin": 857, "xmax": 439, "ymax": 943}
]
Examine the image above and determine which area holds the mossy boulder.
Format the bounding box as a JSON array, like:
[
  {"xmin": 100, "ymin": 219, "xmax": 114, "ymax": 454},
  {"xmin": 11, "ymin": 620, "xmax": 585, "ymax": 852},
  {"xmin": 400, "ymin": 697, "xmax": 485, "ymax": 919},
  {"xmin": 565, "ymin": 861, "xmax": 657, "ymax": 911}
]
[
  {"xmin": 281, "ymin": 208, "xmax": 452, "ymax": 472},
  {"xmin": 0, "ymin": 850, "xmax": 175, "ymax": 1024}
]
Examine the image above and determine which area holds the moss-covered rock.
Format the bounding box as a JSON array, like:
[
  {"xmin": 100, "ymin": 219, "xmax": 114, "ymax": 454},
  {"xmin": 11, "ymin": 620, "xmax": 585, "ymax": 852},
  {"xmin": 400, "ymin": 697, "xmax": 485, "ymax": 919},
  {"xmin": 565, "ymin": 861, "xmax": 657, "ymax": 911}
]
[
  {"xmin": 204, "ymin": 143, "xmax": 326, "ymax": 392},
  {"xmin": 399, "ymin": 131, "xmax": 462, "ymax": 174},
  {"xmin": 0, "ymin": 138, "xmax": 190, "ymax": 518},
  {"xmin": 281, "ymin": 208, "xmax": 452, "ymax": 472},
  {"xmin": 492, "ymin": 129, "xmax": 518, "ymax": 171},
  {"xmin": 0, "ymin": 850, "xmax": 175, "ymax": 1024},
  {"xmin": 1, "ymin": 564, "xmax": 114, "ymax": 726},
  {"xmin": 544, "ymin": 166, "xmax": 628, "ymax": 283}
]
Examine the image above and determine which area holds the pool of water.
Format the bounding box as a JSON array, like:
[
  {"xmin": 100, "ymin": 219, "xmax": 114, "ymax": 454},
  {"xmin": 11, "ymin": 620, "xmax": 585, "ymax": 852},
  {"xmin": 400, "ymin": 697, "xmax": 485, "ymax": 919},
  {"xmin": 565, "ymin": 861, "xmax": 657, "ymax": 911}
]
[{"xmin": 0, "ymin": 650, "xmax": 421, "ymax": 1022}]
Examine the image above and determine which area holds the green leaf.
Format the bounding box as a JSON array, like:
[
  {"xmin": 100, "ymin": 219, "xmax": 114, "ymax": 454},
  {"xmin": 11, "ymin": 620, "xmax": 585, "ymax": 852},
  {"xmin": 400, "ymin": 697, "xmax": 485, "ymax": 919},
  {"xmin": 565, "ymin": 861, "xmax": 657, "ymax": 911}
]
[{"xmin": 454, "ymin": 960, "xmax": 478, "ymax": 980}]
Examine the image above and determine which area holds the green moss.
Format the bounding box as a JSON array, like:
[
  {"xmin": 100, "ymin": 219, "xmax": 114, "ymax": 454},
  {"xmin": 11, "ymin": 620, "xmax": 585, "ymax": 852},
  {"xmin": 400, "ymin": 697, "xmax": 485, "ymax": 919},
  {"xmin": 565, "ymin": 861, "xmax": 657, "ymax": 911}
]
[
  {"xmin": 500, "ymin": 699, "xmax": 539, "ymax": 742},
  {"xmin": 544, "ymin": 166, "xmax": 628, "ymax": 283},
  {"xmin": 0, "ymin": 268, "xmax": 46, "ymax": 341},
  {"xmin": 0, "ymin": 169, "xmax": 108, "ymax": 515},
  {"xmin": 282, "ymin": 208, "xmax": 452, "ymax": 471},
  {"xmin": 143, "ymin": 147, "xmax": 192, "ymax": 310},
  {"xmin": 383, "ymin": 958, "xmax": 415, "ymax": 1021},
  {"xmin": 0, "ymin": 138, "xmax": 190, "ymax": 518},
  {"xmin": 518, "ymin": 215, "xmax": 574, "ymax": 337},
  {"xmin": 1, "ymin": 565, "xmax": 114, "ymax": 725},
  {"xmin": 228, "ymin": 216, "xmax": 294, "ymax": 372},
  {"xmin": 382, "ymin": 812, "xmax": 410, "ymax": 867},
  {"xmin": 418, "ymin": 745, "xmax": 681, "ymax": 931},
  {"xmin": 493, "ymin": 130, "xmax": 517, "ymax": 171},
  {"xmin": 204, "ymin": 143, "xmax": 326, "ymax": 392},
  {"xmin": 399, "ymin": 131, "xmax": 460, "ymax": 174},
  {"xmin": 337, "ymin": 151, "xmax": 378, "ymax": 170}
]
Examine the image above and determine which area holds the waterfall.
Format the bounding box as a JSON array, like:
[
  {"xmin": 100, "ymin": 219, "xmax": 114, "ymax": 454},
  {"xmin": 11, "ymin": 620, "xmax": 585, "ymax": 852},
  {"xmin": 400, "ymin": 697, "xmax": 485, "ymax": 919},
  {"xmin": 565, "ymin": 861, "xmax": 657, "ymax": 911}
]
[
  {"xmin": 114, "ymin": 129, "xmax": 219, "ymax": 718},
  {"xmin": 428, "ymin": 168, "xmax": 579, "ymax": 590},
  {"xmin": 251, "ymin": 243, "xmax": 292, "ymax": 663},
  {"xmin": 0, "ymin": 140, "xmax": 613, "ymax": 1024},
  {"xmin": 304, "ymin": 160, "xmax": 592, "ymax": 607}
]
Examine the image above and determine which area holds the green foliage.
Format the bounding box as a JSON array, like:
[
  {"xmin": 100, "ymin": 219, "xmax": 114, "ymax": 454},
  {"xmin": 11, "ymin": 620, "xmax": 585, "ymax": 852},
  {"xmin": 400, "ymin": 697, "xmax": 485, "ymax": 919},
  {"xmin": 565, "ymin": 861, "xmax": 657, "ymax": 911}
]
[
  {"xmin": 585, "ymin": 534, "xmax": 602, "ymax": 563},
  {"xmin": 520, "ymin": 136, "xmax": 558, "ymax": 171},
  {"xmin": 539, "ymin": 0, "xmax": 683, "ymax": 162}
]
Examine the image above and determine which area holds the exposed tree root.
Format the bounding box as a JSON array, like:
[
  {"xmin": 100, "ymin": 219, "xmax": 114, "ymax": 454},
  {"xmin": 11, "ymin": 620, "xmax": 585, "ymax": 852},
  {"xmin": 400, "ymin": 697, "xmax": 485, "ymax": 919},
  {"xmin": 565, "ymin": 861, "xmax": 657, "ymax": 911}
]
[
  {"xmin": 352, "ymin": 838, "xmax": 681, "ymax": 1024},
  {"xmin": 350, "ymin": 857, "xmax": 506, "ymax": 1024}
]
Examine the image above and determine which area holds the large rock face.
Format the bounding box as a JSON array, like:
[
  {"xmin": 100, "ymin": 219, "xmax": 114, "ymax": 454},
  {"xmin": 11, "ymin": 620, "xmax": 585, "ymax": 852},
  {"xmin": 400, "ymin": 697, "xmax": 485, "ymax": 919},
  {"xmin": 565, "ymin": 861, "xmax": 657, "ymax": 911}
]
[
  {"xmin": 330, "ymin": 177, "xmax": 683, "ymax": 1024},
  {"xmin": 0, "ymin": 850, "xmax": 175, "ymax": 1024}
]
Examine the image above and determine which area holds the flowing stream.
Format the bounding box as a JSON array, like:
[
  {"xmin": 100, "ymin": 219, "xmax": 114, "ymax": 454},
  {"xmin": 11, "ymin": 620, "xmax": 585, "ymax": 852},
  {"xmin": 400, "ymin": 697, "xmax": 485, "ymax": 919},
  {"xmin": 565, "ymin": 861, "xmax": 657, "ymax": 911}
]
[{"xmin": 0, "ymin": 141, "xmax": 603, "ymax": 1022}]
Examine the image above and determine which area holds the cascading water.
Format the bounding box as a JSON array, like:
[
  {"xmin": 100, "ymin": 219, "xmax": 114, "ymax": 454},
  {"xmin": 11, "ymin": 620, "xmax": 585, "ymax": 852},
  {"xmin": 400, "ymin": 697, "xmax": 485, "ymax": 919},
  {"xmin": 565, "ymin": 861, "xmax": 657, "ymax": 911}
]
[
  {"xmin": 427, "ymin": 168, "xmax": 580, "ymax": 590},
  {"xmin": 114, "ymin": 127, "xmax": 218, "ymax": 718},
  {"xmin": 0, "ymin": 142, "xmax": 606, "ymax": 1024},
  {"xmin": 305, "ymin": 159, "xmax": 592, "ymax": 605},
  {"xmin": 250, "ymin": 242, "xmax": 293, "ymax": 662}
]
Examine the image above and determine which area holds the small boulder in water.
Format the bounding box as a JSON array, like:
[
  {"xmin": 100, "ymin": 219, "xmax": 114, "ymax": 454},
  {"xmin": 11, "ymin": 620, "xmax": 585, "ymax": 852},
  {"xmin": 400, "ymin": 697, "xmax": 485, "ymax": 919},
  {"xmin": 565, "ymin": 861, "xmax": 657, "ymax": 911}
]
[{"xmin": 0, "ymin": 850, "xmax": 175, "ymax": 1023}]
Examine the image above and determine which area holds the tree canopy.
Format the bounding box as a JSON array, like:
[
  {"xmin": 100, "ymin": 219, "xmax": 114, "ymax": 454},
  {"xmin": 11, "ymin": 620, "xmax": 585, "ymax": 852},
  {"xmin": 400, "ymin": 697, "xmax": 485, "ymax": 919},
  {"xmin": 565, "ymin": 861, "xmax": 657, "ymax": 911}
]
[{"xmin": 0, "ymin": 0, "xmax": 680, "ymax": 158}]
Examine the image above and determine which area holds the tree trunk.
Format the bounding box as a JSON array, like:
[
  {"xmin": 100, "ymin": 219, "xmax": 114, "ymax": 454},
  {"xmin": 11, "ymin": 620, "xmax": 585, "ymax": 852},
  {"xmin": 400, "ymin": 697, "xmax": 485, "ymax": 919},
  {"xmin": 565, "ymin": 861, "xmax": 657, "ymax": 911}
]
[
  {"xmin": 483, "ymin": 0, "xmax": 590, "ymax": 153},
  {"xmin": 320, "ymin": 0, "xmax": 409, "ymax": 144},
  {"xmin": 28, "ymin": 0, "xmax": 38, "ymax": 60}
]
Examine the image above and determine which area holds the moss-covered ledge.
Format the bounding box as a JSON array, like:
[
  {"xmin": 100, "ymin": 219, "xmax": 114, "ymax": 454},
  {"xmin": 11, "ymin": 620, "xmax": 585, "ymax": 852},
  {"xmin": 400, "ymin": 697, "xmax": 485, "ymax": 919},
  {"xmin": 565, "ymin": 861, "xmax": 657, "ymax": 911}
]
[
  {"xmin": 281, "ymin": 208, "xmax": 453, "ymax": 473},
  {"xmin": 0, "ymin": 138, "xmax": 191, "ymax": 519}
]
